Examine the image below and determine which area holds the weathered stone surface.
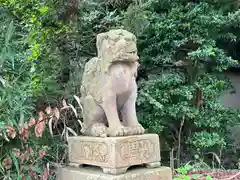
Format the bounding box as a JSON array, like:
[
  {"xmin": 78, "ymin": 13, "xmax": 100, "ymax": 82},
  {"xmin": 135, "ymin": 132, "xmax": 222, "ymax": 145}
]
[
  {"xmin": 57, "ymin": 166, "xmax": 172, "ymax": 180},
  {"xmin": 68, "ymin": 134, "xmax": 161, "ymax": 175},
  {"xmin": 80, "ymin": 29, "xmax": 145, "ymax": 137}
]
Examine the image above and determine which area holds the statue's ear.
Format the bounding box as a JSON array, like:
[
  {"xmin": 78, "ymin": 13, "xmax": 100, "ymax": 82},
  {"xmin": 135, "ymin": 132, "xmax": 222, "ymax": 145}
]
[{"xmin": 96, "ymin": 33, "xmax": 107, "ymax": 57}]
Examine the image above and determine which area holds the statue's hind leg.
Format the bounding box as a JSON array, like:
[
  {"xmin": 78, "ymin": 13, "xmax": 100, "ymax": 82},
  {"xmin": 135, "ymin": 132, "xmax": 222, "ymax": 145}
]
[{"xmin": 81, "ymin": 95, "xmax": 107, "ymax": 137}]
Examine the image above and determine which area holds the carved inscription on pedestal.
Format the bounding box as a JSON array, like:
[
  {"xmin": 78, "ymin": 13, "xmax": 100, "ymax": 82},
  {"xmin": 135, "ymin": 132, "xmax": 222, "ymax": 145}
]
[
  {"xmin": 119, "ymin": 139, "xmax": 155, "ymax": 161},
  {"xmin": 70, "ymin": 141, "xmax": 109, "ymax": 163}
]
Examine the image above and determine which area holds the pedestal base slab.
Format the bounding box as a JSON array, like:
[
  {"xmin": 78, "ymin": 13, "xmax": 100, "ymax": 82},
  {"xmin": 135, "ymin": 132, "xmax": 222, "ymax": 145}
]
[{"xmin": 57, "ymin": 166, "xmax": 172, "ymax": 180}]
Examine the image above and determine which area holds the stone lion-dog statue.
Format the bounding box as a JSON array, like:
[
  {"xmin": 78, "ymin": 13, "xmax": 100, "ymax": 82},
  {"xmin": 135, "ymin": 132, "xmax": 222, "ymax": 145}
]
[{"xmin": 80, "ymin": 29, "xmax": 145, "ymax": 137}]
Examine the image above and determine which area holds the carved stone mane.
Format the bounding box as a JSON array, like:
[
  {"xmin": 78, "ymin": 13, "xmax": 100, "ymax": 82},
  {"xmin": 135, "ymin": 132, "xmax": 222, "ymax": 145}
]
[{"xmin": 81, "ymin": 29, "xmax": 139, "ymax": 103}]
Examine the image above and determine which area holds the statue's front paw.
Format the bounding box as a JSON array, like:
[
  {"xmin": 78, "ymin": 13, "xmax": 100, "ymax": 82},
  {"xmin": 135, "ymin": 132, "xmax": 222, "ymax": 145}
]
[
  {"xmin": 130, "ymin": 124, "xmax": 145, "ymax": 135},
  {"xmin": 90, "ymin": 123, "xmax": 107, "ymax": 137},
  {"xmin": 107, "ymin": 126, "xmax": 130, "ymax": 137}
]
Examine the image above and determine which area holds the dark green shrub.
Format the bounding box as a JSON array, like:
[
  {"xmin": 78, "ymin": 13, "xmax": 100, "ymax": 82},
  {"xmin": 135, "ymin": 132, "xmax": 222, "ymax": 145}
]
[{"xmin": 121, "ymin": 0, "xmax": 240, "ymax": 167}]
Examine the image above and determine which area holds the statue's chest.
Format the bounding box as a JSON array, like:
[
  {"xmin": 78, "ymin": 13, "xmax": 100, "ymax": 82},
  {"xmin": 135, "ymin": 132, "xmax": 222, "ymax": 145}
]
[
  {"xmin": 116, "ymin": 90, "xmax": 133, "ymax": 110},
  {"xmin": 111, "ymin": 65, "xmax": 135, "ymax": 93},
  {"xmin": 114, "ymin": 68, "xmax": 136, "ymax": 108},
  {"xmin": 105, "ymin": 63, "xmax": 137, "ymax": 108}
]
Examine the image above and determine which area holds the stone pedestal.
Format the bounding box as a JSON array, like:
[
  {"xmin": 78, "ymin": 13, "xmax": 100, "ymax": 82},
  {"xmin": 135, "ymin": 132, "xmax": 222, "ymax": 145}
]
[
  {"xmin": 67, "ymin": 134, "xmax": 161, "ymax": 175},
  {"xmin": 57, "ymin": 133, "xmax": 172, "ymax": 180},
  {"xmin": 57, "ymin": 166, "xmax": 173, "ymax": 180}
]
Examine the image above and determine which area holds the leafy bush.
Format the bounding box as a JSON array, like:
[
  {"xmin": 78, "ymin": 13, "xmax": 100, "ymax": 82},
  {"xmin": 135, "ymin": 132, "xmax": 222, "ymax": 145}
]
[
  {"xmin": 120, "ymin": 0, "xmax": 240, "ymax": 166},
  {"xmin": 174, "ymin": 164, "xmax": 213, "ymax": 180},
  {"xmin": 0, "ymin": 2, "xmax": 70, "ymax": 179},
  {"xmin": 2, "ymin": 0, "xmax": 78, "ymax": 105},
  {"xmin": 0, "ymin": 105, "xmax": 66, "ymax": 179}
]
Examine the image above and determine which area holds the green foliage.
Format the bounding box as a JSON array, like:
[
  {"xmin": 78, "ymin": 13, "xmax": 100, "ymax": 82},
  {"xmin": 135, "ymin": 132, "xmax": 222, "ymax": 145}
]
[
  {"xmin": 121, "ymin": 0, "xmax": 240, "ymax": 164},
  {"xmin": 2, "ymin": 0, "xmax": 77, "ymax": 105},
  {"xmin": 0, "ymin": 6, "xmax": 34, "ymax": 133},
  {"xmin": 0, "ymin": 1, "xmax": 69, "ymax": 178},
  {"xmin": 174, "ymin": 164, "xmax": 213, "ymax": 180},
  {"xmin": 1, "ymin": 0, "xmax": 240, "ymax": 177},
  {"xmin": 64, "ymin": 0, "xmax": 240, "ymax": 168}
]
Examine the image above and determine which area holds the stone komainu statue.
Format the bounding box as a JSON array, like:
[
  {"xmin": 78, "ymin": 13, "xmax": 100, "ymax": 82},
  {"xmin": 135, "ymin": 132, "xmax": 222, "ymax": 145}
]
[{"xmin": 80, "ymin": 29, "xmax": 145, "ymax": 137}]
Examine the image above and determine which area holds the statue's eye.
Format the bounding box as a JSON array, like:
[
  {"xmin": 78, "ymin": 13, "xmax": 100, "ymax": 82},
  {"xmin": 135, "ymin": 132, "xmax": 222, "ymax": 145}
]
[{"xmin": 128, "ymin": 51, "xmax": 136, "ymax": 54}]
